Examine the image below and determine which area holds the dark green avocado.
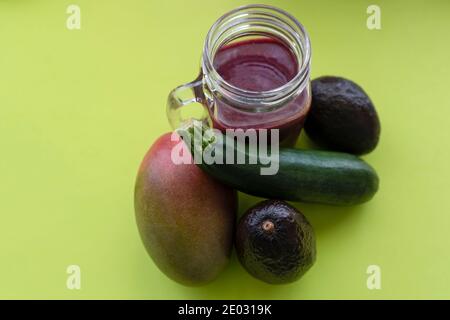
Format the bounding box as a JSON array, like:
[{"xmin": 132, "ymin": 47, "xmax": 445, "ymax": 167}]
[
  {"xmin": 235, "ymin": 200, "xmax": 316, "ymax": 284},
  {"xmin": 305, "ymin": 76, "xmax": 381, "ymax": 155}
]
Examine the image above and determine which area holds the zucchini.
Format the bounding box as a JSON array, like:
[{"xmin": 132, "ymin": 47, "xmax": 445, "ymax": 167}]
[{"xmin": 177, "ymin": 123, "xmax": 379, "ymax": 206}]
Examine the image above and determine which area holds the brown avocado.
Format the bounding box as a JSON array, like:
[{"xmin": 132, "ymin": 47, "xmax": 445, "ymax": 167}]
[
  {"xmin": 235, "ymin": 200, "xmax": 316, "ymax": 284},
  {"xmin": 305, "ymin": 76, "xmax": 381, "ymax": 155}
]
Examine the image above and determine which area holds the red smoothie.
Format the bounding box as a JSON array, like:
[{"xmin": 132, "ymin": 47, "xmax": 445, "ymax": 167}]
[{"xmin": 211, "ymin": 37, "xmax": 311, "ymax": 146}]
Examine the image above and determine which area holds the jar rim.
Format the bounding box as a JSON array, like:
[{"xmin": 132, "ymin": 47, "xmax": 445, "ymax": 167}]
[{"xmin": 202, "ymin": 4, "xmax": 311, "ymax": 110}]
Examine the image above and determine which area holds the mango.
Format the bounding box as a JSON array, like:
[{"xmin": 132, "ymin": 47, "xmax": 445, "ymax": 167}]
[{"xmin": 134, "ymin": 132, "xmax": 237, "ymax": 286}]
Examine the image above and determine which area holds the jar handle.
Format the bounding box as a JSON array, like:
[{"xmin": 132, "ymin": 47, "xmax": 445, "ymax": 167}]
[{"xmin": 166, "ymin": 78, "xmax": 211, "ymax": 129}]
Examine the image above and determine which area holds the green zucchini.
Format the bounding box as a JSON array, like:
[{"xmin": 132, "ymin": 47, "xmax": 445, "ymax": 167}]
[{"xmin": 178, "ymin": 123, "xmax": 379, "ymax": 206}]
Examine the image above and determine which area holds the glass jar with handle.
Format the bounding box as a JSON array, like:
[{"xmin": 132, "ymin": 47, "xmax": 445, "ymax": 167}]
[{"xmin": 167, "ymin": 4, "xmax": 312, "ymax": 146}]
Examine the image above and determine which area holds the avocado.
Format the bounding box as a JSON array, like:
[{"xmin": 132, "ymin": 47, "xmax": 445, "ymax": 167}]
[
  {"xmin": 235, "ymin": 200, "xmax": 316, "ymax": 284},
  {"xmin": 305, "ymin": 76, "xmax": 381, "ymax": 155}
]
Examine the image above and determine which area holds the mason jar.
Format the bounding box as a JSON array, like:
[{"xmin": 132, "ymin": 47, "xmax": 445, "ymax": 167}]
[{"xmin": 167, "ymin": 4, "xmax": 311, "ymax": 146}]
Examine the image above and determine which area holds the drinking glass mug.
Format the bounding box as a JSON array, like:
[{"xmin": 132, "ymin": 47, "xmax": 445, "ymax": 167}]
[{"xmin": 167, "ymin": 4, "xmax": 312, "ymax": 146}]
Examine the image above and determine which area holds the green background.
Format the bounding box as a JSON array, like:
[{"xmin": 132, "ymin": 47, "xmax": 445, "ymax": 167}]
[{"xmin": 1, "ymin": 0, "xmax": 449, "ymax": 299}]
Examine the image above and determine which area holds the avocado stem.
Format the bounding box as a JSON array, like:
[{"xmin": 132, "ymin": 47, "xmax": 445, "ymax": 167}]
[{"xmin": 262, "ymin": 220, "xmax": 275, "ymax": 233}]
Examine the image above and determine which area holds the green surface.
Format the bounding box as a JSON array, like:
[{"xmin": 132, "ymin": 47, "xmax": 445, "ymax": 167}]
[{"xmin": 1, "ymin": 0, "xmax": 449, "ymax": 299}]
